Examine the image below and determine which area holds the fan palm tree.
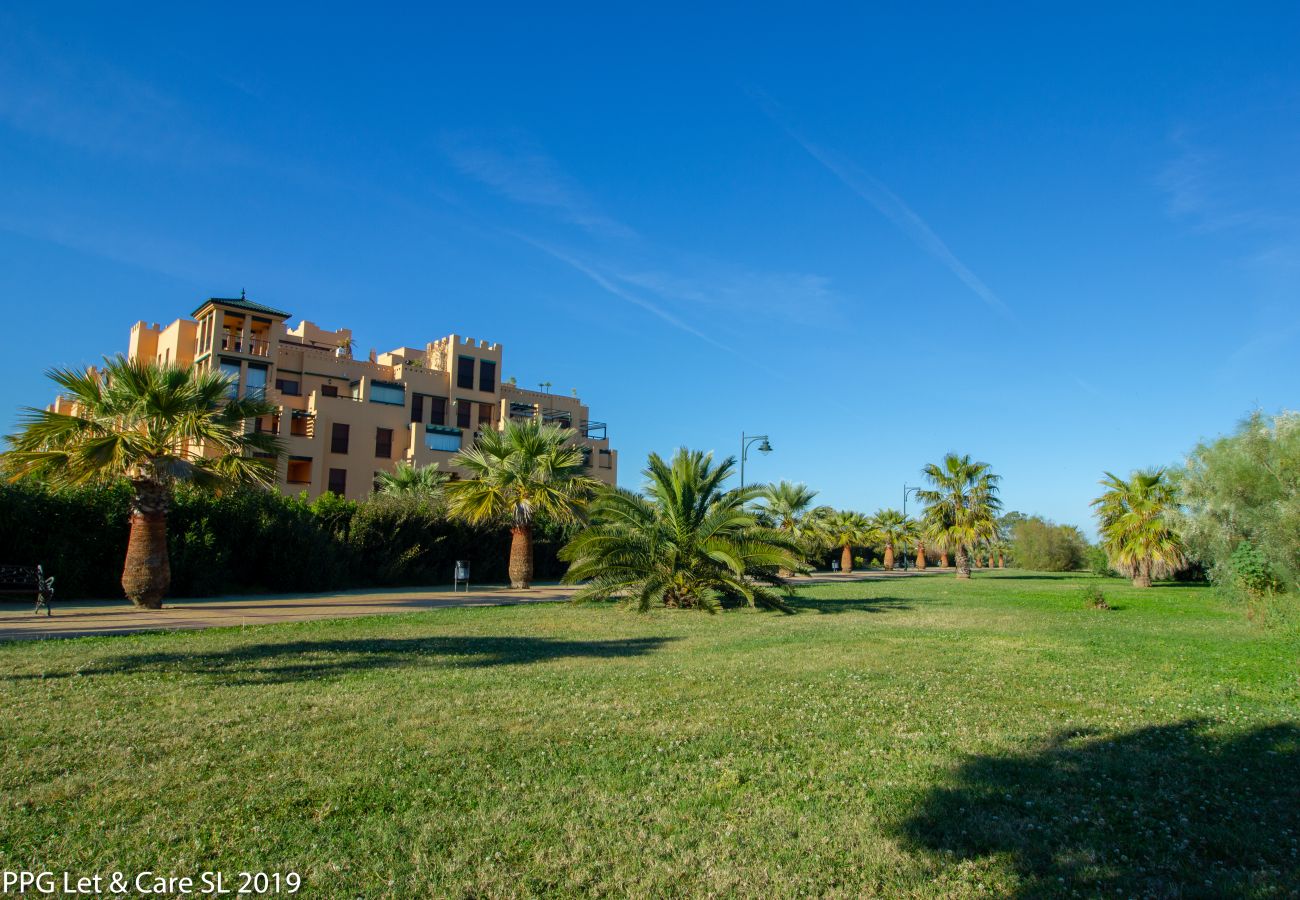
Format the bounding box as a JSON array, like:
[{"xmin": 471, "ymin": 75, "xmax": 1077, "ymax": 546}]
[
  {"xmin": 820, "ymin": 510, "xmax": 873, "ymax": 573},
  {"xmin": 445, "ymin": 419, "xmax": 598, "ymax": 589},
  {"xmin": 869, "ymin": 508, "xmax": 917, "ymax": 570},
  {"xmin": 374, "ymin": 461, "xmax": 448, "ymax": 499},
  {"xmin": 1091, "ymin": 468, "xmax": 1185, "ymax": 587},
  {"xmin": 760, "ymin": 480, "xmax": 832, "ymax": 569},
  {"xmin": 916, "ymin": 453, "xmax": 1002, "ymax": 579},
  {"xmin": 921, "ymin": 505, "xmax": 953, "ymax": 567},
  {"xmin": 2, "ymin": 356, "xmax": 281, "ymax": 608},
  {"xmin": 914, "ymin": 537, "xmax": 928, "ymax": 569},
  {"xmin": 560, "ymin": 449, "xmax": 804, "ymax": 612}
]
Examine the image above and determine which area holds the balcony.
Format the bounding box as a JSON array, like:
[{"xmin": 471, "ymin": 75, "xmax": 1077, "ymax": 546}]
[
  {"xmin": 581, "ymin": 420, "xmax": 608, "ymax": 440},
  {"xmin": 289, "ymin": 411, "xmax": 315, "ymax": 438},
  {"xmin": 219, "ymin": 333, "xmax": 272, "ymax": 357}
]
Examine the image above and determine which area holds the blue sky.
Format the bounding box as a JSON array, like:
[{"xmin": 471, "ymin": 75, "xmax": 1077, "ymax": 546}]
[{"xmin": 2, "ymin": 3, "xmax": 1298, "ymax": 533}]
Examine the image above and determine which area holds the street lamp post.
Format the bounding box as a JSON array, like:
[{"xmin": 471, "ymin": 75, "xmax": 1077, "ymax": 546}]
[
  {"xmin": 902, "ymin": 483, "xmax": 921, "ymax": 569},
  {"xmin": 739, "ymin": 432, "xmax": 773, "ymax": 489}
]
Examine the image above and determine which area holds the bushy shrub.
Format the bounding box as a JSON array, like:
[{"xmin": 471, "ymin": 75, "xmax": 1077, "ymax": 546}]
[
  {"xmin": 1081, "ymin": 584, "xmax": 1111, "ymax": 610},
  {"xmin": 1179, "ymin": 411, "xmax": 1299, "ymax": 618},
  {"xmin": 1085, "ymin": 545, "xmax": 1116, "ymax": 577},
  {"xmin": 1010, "ymin": 516, "xmax": 1089, "ymax": 571}
]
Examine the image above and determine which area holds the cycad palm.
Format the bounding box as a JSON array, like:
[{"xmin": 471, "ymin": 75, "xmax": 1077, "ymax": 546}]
[
  {"xmin": 1092, "ymin": 468, "xmax": 1184, "ymax": 587},
  {"xmin": 820, "ymin": 510, "xmax": 873, "ymax": 573},
  {"xmin": 2, "ymin": 356, "xmax": 280, "ymax": 607},
  {"xmin": 870, "ymin": 508, "xmax": 918, "ymax": 570},
  {"xmin": 374, "ymin": 461, "xmax": 448, "ymax": 500},
  {"xmin": 445, "ymin": 419, "xmax": 598, "ymax": 589},
  {"xmin": 916, "ymin": 453, "xmax": 1002, "ymax": 579},
  {"xmin": 561, "ymin": 449, "xmax": 803, "ymax": 612}
]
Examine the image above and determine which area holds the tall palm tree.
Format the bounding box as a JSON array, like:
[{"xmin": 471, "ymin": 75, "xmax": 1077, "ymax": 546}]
[
  {"xmin": 1091, "ymin": 468, "xmax": 1185, "ymax": 587},
  {"xmin": 760, "ymin": 480, "xmax": 832, "ymax": 569},
  {"xmin": 869, "ymin": 508, "xmax": 917, "ymax": 571},
  {"xmin": 2, "ymin": 356, "xmax": 280, "ymax": 608},
  {"xmin": 820, "ymin": 510, "xmax": 873, "ymax": 574},
  {"xmin": 916, "ymin": 453, "xmax": 1002, "ymax": 579},
  {"xmin": 445, "ymin": 419, "xmax": 598, "ymax": 589},
  {"xmin": 373, "ymin": 461, "xmax": 448, "ymax": 499},
  {"xmin": 561, "ymin": 449, "xmax": 803, "ymax": 612},
  {"xmin": 914, "ymin": 537, "xmax": 928, "ymax": 569}
]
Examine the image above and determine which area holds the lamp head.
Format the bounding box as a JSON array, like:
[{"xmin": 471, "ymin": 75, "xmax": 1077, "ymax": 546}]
[{"xmin": 758, "ymin": 439, "xmax": 773, "ymax": 455}]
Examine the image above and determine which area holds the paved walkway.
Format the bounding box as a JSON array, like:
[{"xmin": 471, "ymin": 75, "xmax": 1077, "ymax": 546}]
[{"xmin": 0, "ymin": 572, "xmax": 919, "ymax": 642}]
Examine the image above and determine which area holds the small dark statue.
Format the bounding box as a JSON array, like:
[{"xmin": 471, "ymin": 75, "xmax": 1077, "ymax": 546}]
[{"xmin": 35, "ymin": 565, "xmax": 54, "ymax": 616}]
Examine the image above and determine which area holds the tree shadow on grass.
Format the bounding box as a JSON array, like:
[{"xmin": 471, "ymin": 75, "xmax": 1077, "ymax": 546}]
[
  {"xmin": 16, "ymin": 635, "xmax": 677, "ymax": 684},
  {"xmin": 786, "ymin": 595, "xmax": 914, "ymax": 615},
  {"xmin": 898, "ymin": 720, "xmax": 1300, "ymax": 897}
]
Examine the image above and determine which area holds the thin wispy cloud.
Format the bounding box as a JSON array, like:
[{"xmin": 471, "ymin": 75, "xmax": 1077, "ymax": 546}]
[
  {"xmin": 0, "ymin": 211, "xmax": 237, "ymax": 285},
  {"xmin": 611, "ymin": 267, "xmax": 839, "ymax": 325},
  {"xmin": 442, "ymin": 134, "xmax": 637, "ymax": 240},
  {"xmin": 508, "ymin": 233, "xmax": 735, "ymax": 352},
  {"xmin": 1157, "ymin": 131, "xmax": 1297, "ymax": 233},
  {"xmin": 446, "ymin": 130, "xmax": 841, "ymax": 348},
  {"xmin": 0, "ymin": 28, "xmax": 252, "ymax": 168},
  {"xmin": 751, "ymin": 90, "xmax": 1016, "ymax": 322},
  {"xmin": 793, "ymin": 135, "xmax": 1015, "ymax": 321}
]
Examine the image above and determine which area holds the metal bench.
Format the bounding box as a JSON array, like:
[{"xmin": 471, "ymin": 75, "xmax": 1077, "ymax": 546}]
[{"xmin": 0, "ymin": 565, "xmax": 55, "ymax": 616}]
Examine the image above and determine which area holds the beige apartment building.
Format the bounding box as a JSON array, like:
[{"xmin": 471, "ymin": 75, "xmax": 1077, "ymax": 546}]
[{"xmin": 95, "ymin": 294, "xmax": 617, "ymax": 500}]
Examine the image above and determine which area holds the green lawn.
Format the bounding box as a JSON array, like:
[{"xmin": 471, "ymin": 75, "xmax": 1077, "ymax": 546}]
[{"xmin": 2, "ymin": 572, "xmax": 1297, "ymax": 897}]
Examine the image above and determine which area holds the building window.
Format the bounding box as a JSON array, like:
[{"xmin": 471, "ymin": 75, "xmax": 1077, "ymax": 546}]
[
  {"xmin": 331, "ymin": 422, "xmax": 350, "ymax": 454},
  {"xmin": 479, "ymin": 359, "xmax": 496, "ymax": 393},
  {"xmin": 219, "ymin": 359, "xmax": 241, "ymax": 398},
  {"xmin": 290, "ymin": 413, "xmax": 312, "ymax": 437},
  {"xmin": 478, "ymin": 402, "xmax": 495, "ymax": 430},
  {"xmin": 411, "ymin": 394, "xmax": 424, "ymax": 424},
  {"xmin": 375, "ymin": 427, "xmax": 393, "ymax": 459},
  {"xmin": 287, "ymin": 457, "xmax": 312, "ymax": 485},
  {"xmin": 457, "ymin": 356, "xmax": 475, "ymax": 389},
  {"xmin": 598, "ymin": 449, "xmax": 612, "ymax": 469},
  {"xmin": 456, "ymin": 400, "xmax": 471, "ymax": 429},
  {"xmin": 327, "ymin": 468, "xmax": 347, "ymax": 496},
  {"xmin": 245, "ymin": 364, "xmax": 268, "ymax": 400},
  {"xmin": 580, "ymin": 447, "xmax": 592, "ymax": 468},
  {"xmin": 321, "ymin": 384, "xmax": 339, "ymax": 397},
  {"xmin": 429, "ymin": 396, "xmax": 447, "ymax": 426},
  {"xmin": 275, "ymin": 378, "xmax": 301, "ymax": 396},
  {"xmin": 370, "ymin": 381, "xmax": 405, "ymax": 405},
  {"xmin": 424, "ymin": 426, "xmax": 461, "ymax": 453}
]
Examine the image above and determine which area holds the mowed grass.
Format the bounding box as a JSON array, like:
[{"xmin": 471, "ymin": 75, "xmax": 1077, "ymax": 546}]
[{"xmin": 2, "ymin": 572, "xmax": 1297, "ymax": 898}]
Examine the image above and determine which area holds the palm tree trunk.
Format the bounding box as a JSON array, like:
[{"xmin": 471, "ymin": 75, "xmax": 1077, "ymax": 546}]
[
  {"xmin": 841, "ymin": 544, "xmax": 853, "ymax": 574},
  {"xmin": 998, "ymin": 554, "xmax": 1005, "ymax": 568},
  {"xmin": 916, "ymin": 546, "xmax": 927, "ymax": 569},
  {"xmin": 509, "ymin": 525, "xmax": 534, "ymax": 589},
  {"xmin": 883, "ymin": 545, "xmax": 895, "ymax": 570},
  {"xmin": 940, "ymin": 552, "xmax": 950, "ymax": 568},
  {"xmin": 121, "ymin": 480, "xmax": 170, "ymax": 608},
  {"xmin": 1132, "ymin": 558, "xmax": 1152, "ymax": 588},
  {"xmin": 955, "ymin": 547, "xmax": 972, "ymax": 579}
]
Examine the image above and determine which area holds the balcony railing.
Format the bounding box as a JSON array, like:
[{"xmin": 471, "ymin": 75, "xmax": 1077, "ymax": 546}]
[{"xmin": 220, "ymin": 334, "xmax": 272, "ymax": 357}]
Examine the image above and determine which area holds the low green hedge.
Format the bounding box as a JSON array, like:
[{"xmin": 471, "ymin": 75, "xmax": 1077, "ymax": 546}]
[{"xmin": 0, "ymin": 481, "xmax": 570, "ymax": 599}]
